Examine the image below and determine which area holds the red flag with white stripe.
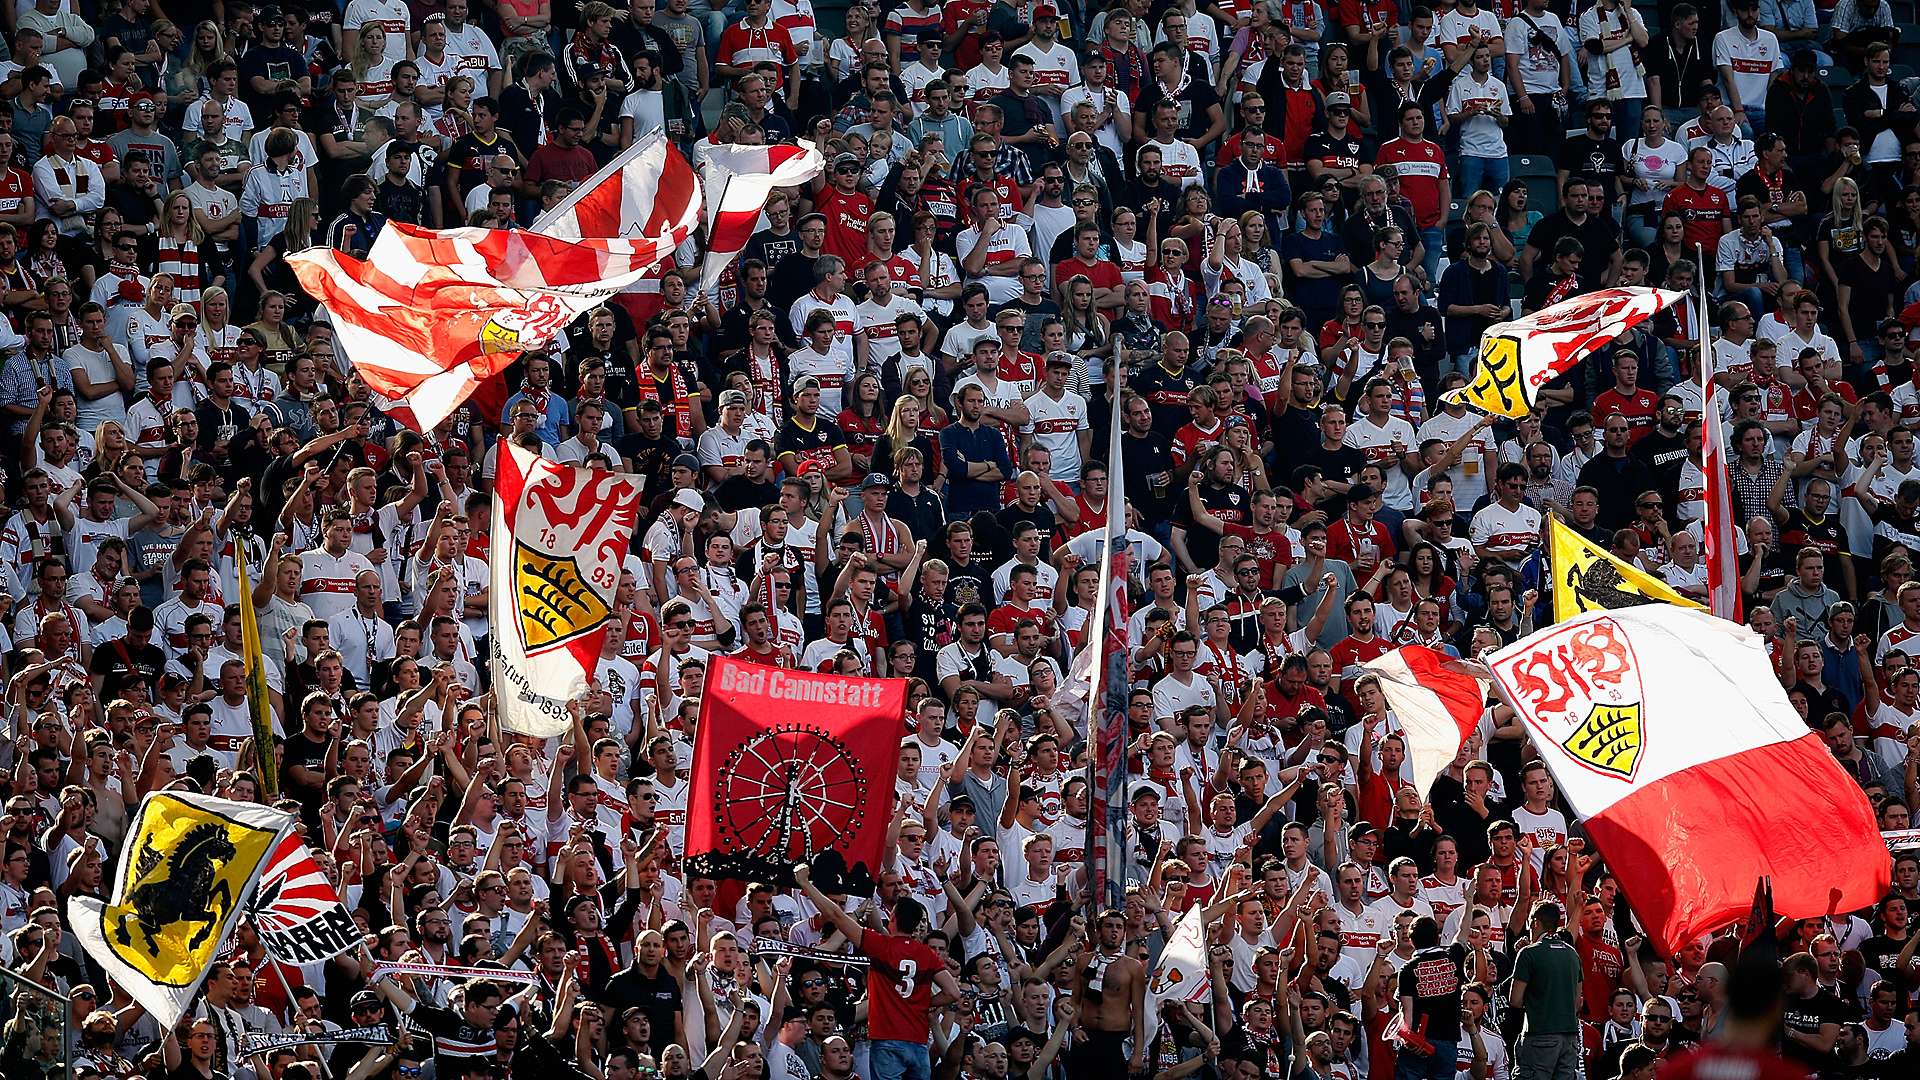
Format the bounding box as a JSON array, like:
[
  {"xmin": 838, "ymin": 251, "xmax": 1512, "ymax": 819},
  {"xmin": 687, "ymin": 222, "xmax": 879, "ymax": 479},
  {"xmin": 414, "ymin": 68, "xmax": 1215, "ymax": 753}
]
[
  {"xmin": 1488, "ymin": 607, "xmax": 1887, "ymax": 955},
  {"xmin": 1361, "ymin": 646, "xmax": 1487, "ymax": 793},
  {"xmin": 697, "ymin": 140, "xmax": 825, "ymax": 293},
  {"xmin": 532, "ymin": 131, "xmax": 702, "ymax": 243}
]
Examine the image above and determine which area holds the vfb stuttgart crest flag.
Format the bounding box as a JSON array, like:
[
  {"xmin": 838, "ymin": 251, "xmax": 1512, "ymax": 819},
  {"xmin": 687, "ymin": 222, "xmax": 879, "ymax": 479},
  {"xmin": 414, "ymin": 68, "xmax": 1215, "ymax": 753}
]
[
  {"xmin": 1488, "ymin": 606, "xmax": 1887, "ymax": 956},
  {"xmin": 69, "ymin": 792, "xmax": 291, "ymax": 1028},
  {"xmin": 491, "ymin": 442, "xmax": 645, "ymax": 737}
]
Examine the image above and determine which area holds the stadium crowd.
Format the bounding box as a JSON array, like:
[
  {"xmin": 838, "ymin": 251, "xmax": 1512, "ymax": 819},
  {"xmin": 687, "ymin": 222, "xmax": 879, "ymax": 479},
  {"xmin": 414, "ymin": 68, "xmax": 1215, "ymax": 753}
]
[{"xmin": 1, "ymin": 2, "xmax": 1920, "ymax": 1080}]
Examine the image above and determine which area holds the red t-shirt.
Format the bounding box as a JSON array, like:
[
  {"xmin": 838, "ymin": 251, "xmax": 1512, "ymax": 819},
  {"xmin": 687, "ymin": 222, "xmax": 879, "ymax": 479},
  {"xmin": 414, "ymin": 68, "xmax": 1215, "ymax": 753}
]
[
  {"xmin": 1660, "ymin": 1045, "xmax": 1812, "ymax": 1080},
  {"xmin": 861, "ymin": 930, "xmax": 944, "ymax": 1043},
  {"xmin": 1374, "ymin": 137, "xmax": 1449, "ymax": 230},
  {"xmin": 816, "ymin": 185, "xmax": 876, "ymax": 270},
  {"xmin": 1054, "ymin": 255, "xmax": 1123, "ymax": 298},
  {"xmin": 1575, "ymin": 933, "xmax": 1625, "ymax": 1019},
  {"xmin": 1330, "ymin": 633, "xmax": 1392, "ymax": 675},
  {"xmin": 1663, "ymin": 183, "xmax": 1731, "ymax": 254},
  {"xmin": 1591, "ymin": 387, "xmax": 1659, "ymax": 444}
]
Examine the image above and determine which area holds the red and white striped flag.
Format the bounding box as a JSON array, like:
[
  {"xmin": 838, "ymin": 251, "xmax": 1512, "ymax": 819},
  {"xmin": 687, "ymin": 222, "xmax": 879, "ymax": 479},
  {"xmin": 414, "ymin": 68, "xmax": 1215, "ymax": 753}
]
[
  {"xmin": 1361, "ymin": 646, "xmax": 1487, "ymax": 793},
  {"xmin": 288, "ymin": 222, "xmax": 684, "ymax": 432},
  {"xmin": 697, "ymin": 140, "xmax": 825, "ymax": 293},
  {"xmin": 533, "ymin": 130, "xmax": 702, "ymax": 244},
  {"xmin": 1488, "ymin": 606, "xmax": 1887, "ymax": 955},
  {"xmin": 1699, "ymin": 270, "xmax": 1742, "ymax": 621}
]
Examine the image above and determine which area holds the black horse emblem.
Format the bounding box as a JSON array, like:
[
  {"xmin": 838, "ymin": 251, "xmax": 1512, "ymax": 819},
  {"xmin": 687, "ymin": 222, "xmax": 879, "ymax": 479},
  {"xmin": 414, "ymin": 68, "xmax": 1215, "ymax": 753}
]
[
  {"xmin": 1563, "ymin": 559, "xmax": 1654, "ymax": 613},
  {"xmin": 114, "ymin": 822, "xmax": 239, "ymax": 955}
]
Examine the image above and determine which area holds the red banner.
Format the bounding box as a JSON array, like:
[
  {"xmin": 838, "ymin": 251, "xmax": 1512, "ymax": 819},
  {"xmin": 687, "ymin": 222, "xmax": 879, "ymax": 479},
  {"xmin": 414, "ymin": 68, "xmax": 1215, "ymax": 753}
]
[{"xmin": 688, "ymin": 657, "xmax": 907, "ymax": 891}]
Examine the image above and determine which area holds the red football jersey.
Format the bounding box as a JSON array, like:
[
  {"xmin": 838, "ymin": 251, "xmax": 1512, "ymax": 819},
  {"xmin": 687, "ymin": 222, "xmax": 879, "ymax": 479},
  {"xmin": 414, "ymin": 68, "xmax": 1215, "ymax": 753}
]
[{"xmin": 861, "ymin": 930, "xmax": 944, "ymax": 1043}]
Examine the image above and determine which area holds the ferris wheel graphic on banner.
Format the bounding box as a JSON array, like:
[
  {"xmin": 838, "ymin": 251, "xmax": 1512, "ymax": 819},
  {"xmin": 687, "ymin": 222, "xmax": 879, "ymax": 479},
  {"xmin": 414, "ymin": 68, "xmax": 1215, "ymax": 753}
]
[{"xmin": 713, "ymin": 723, "xmax": 869, "ymax": 867}]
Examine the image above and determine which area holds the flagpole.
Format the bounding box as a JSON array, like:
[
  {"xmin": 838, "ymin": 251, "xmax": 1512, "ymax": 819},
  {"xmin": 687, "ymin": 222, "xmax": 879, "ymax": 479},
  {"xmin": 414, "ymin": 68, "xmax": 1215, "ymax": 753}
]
[{"xmin": 1084, "ymin": 373, "xmax": 1129, "ymax": 909}]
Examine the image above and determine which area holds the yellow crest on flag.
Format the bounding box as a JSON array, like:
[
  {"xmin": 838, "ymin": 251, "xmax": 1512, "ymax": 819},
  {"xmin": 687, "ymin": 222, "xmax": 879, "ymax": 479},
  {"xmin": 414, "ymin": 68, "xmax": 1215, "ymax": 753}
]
[
  {"xmin": 99, "ymin": 795, "xmax": 281, "ymax": 986},
  {"xmin": 515, "ymin": 540, "xmax": 612, "ymax": 651},
  {"xmin": 1455, "ymin": 334, "xmax": 1529, "ymax": 418},
  {"xmin": 1548, "ymin": 516, "xmax": 1705, "ymax": 624},
  {"xmin": 1563, "ymin": 701, "xmax": 1644, "ymax": 780}
]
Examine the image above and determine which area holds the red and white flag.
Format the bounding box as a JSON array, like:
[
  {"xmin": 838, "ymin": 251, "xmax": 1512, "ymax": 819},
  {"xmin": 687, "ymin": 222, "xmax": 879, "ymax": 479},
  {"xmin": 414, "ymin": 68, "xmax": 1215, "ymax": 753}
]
[
  {"xmin": 292, "ymin": 134, "xmax": 701, "ymax": 433},
  {"xmin": 1361, "ymin": 646, "xmax": 1487, "ymax": 793},
  {"xmin": 1487, "ymin": 606, "xmax": 1888, "ymax": 955},
  {"xmin": 289, "ymin": 223, "xmax": 678, "ymax": 432},
  {"xmin": 246, "ymin": 831, "xmax": 360, "ymax": 965},
  {"xmin": 697, "ymin": 140, "xmax": 825, "ymax": 293},
  {"xmin": 1699, "ymin": 272, "xmax": 1742, "ymax": 620},
  {"xmin": 490, "ymin": 442, "xmax": 646, "ymax": 737},
  {"xmin": 532, "ymin": 130, "xmax": 702, "ymax": 244}
]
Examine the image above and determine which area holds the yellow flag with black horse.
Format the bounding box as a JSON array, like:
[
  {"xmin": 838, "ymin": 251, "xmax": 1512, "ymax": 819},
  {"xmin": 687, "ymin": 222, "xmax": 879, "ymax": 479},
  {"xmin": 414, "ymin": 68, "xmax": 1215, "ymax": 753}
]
[
  {"xmin": 1548, "ymin": 515, "xmax": 1705, "ymax": 624},
  {"xmin": 68, "ymin": 792, "xmax": 291, "ymax": 1028}
]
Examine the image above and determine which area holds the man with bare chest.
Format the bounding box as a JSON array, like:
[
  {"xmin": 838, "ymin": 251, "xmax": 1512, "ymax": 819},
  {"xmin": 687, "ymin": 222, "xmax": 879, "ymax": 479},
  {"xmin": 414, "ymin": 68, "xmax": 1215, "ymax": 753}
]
[{"xmin": 1074, "ymin": 908, "xmax": 1147, "ymax": 1075}]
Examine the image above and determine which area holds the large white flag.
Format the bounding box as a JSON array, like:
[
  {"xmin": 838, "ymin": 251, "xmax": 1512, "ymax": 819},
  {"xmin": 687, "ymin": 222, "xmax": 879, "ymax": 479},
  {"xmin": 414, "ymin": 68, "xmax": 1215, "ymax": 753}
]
[
  {"xmin": 69, "ymin": 793, "xmax": 292, "ymax": 1028},
  {"xmin": 1143, "ymin": 906, "xmax": 1213, "ymax": 1044},
  {"xmin": 1443, "ymin": 287, "xmax": 1682, "ymax": 418},
  {"xmin": 490, "ymin": 443, "xmax": 647, "ymax": 736},
  {"xmin": 246, "ymin": 831, "xmax": 361, "ymax": 965}
]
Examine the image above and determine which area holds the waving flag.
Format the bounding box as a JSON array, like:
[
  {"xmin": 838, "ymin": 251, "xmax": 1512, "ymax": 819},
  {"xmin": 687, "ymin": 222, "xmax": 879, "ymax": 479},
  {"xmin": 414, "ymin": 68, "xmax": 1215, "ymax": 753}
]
[
  {"xmin": 1360, "ymin": 646, "xmax": 1487, "ymax": 794},
  {"xmin": 289, "ymin": 223, "xmax": 690, "ymax": 432},
  {"xmin": 1548, "ymin": 515, "xmax": 1703, "ymax": 623},
  {"xmin": 491, "ymin": 442, "xmax": 645, "ymax": 737},
  {"xmin": 1444, "ymin": 288, "xmax": 1683, "ymax": 418},
  {"xmin": 1144, "ymin": 907, "xmax": 1214, "ymax": 1044},
  {"xmin": 533, "ymin": 130, "xmax": 702, "ymax": 241},
  {"xmin": 293, "ymin": 133, "xmax": 701, "ymax": 434},
  {"xmin": 69, "ymin": 793, "xmax": 291, "ymax": 1028},
  {"xmin": 1487, "ymin": 606, "xmax": 1888, "ymax": 955},
  {"xmin": 697, "ymin": 140, "xmax": 826, "ymax": 293},
  {"xmin": 247, "ymin": 831, "xmax": 360, "ymax": 965}
]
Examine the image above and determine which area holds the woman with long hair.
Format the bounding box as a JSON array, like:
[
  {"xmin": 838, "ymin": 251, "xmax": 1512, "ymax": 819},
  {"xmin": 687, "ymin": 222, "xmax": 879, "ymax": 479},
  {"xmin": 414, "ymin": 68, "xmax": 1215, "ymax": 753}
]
[
  {"xmin": 1816, "ymin": 176, "xmax": 1867, "ymax": 298},
  {"xmin": 1498, "ymin": 180, "xmax": 1542, "ymax": 257},
  {"xmin": 1447, "ymin": 189, "xmax": 1516, "ymax": 265},
  {"xmin": 836, "ymin": 370, "xmax": 885, "ymax": 474},
  {"xmin": 1239, "ymin": 209, "xmax": 1285, "ymax": 294},
  {"xmin": 434, "ymin": 75, "xmax": 477, "ymax": 144},
  {"xmin": 901, "ymin": 366, "xmax": 947, "ymax": 431},
  {"xmin": 1314, "ymin": 40, "xmax": 1370, "ymax": 129},
  {"xmin": 79, "ymin": 205, "xmax": 129, "ymax": 296},
  {"xmin": 177, "ymin": 20, "xmax": 229, "ymax": 103},
  {"xmin": 247, "ymin": 291, "xmax": 304, "ymax": 370},
  {"xmin": 1407, "ymin": 541, "xmax": 1458, "ymax": 631},
  {"xmin": 870, "ymin": 393, "xmax": 942, "ymax": 482},
  {"xmin": 1359, "ymin": 228, "xmax": 1408, "ymax": 308},
  {"xmin": 1058, "ymin": 273, "xmax": 1113, "ymax": 373},
  {"xmin": 155, "ymin": 191, "xmax": 207, "ymax": 306},
  {"xmin": 1645, "ymin": 211, "xmax": 1691, "ymax": 286},
  {"xmin": 350, "ymin": 24, "xmax": 397, "ymax": 111},
  {"xmin": 829, "ymin": 3, "xmax": 881, "ymax": 83},
  {"xmin": 1169, "ymin": 186, "xmax": 1217, "ymax": 274},
  {"xmin": 87, "ymin": 419, "xmax": 134, "ymax": 482},
  {"xmin": 25, "ymin": 219, "xmax": 65, "ymax": 284}
]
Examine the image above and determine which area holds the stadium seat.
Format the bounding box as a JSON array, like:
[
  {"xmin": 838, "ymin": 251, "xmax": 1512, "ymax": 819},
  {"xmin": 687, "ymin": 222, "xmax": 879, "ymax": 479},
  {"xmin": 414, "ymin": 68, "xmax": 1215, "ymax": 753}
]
[
  {"xmin": 1511, "ymin": 154, "xmax": 1555, "ymax": 179},
  {"xmin": 1521, "ymin": 176, "xmax": 1559, "ymax": 219},
  {"xmin": 1449, "ymin": 199, "xmax": 1465, "ymax": 224}
]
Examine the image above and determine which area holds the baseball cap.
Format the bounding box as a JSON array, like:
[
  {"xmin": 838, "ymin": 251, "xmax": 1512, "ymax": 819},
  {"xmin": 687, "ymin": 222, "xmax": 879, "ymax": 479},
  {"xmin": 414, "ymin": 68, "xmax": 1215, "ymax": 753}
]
[
  {"xmin": 351, "ymin": 990, "xmax": 382, "ymax": 1010},
  {"xmin": 129, "ymin": 92, "xmax": 156, "ymax": 110},
  {"xmin": 860, "ymin": 472, "xmax": 892, "ymax": 490},
  {"xmin": 1006, "ymin": 1026, "xmax": 1045, "ymax": 1047},
  {"xmin": 671, "ymin": 452, "xmax": 701, "ymax": 472},
  {"xmin": 916, "ymin": 31, "xmax": 943, "ymax": 46},
  {"xmin": 792, "ymin": 375, "xmax": 822, "ymax": 394},
  {"xmin": 948, "ymin": 793, "xmax": 976, "ymax": 811},
  {"xmin": 1325, "ymin": 92, "xmax": 1352, "ymax": 109},
  {"xmin": 672, "ymin": 489, "xmax": 705, "ymax": 512},
  {"xmin": 169, "ymin": 303, "xmax": 199, "ymax": 325},
  {"xmin": 1129, "ymin": 780, "xmax": 1163, "ymax": 804},
  {"xmin": 1791, "ymin": 49, "xmax": 1818, "ymax": 71},
  {"xmin": 1033, "ymin": 2, "xmax": 1059, "ymax": 16},
  {"xmin": 794, "ymin": 458, "xmax": 823, "ymax": 476},
  {"xmin": 719, "ymin": 388, "xmax": 748, "ymax": 408},
  {"xmin": 1348, "ymin": 821, "xmax": 1382, "ymax": 843},
  {"xmin": 832, "ymin": 151, "xmax": 861, "ymax": 171}
]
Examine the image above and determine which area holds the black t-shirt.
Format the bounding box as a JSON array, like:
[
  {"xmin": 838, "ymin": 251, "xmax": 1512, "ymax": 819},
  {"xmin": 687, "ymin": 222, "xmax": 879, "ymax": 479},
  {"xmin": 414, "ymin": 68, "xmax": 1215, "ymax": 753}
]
[
  {"xmin": 996, "ymin": 502, "xmax": 1057, "ymax": 553},
  {"xmin": 281, "ymin": 730, "xmax": 332, "ymax": 792},
  {"xmin": 1860, "ymin": 933, "xmax": 1913, "ymax": 979},
  {"xmin": 1135, "ymin": 79, "xmax": 1224, "ymax": 143},
  {"xmin": 713, "ymin": 474, "xmax": 779, "ymax": 512},
  {"xmin": 1781, "ymin": 989, "xmax": 1854, "ymax": 1065},
  {"xmin": 902, "ymin": 592, "xmax": 957, "ymax": 684},
  {"xmin": 944, "ymin": 557, "xmax": 994, "ymax": 610},
  {"xmin": 1120, "ymin": 430, "xmax": 1180, "ymax": 522},
  {"xmin": 776, "ymin": 415, "xmax": 845, "ymax": 473},
  {"xmin": 1132, "ymin": 362, "xmax": 1205, "ymax": 439},
  {"xmin": 1525, "ymin": 211, "xmax": 1622, "ymax": 290},
  {"xmin": 1304, "ymin": 131, "xmax": 1370, "ymax": 178},
  {"xmin": 1178, "ymin": 481, "xmax": 1251, "ymax": 569},
  {"xmin": 619, "ymin": 429, "xmax": 680, "ymax": 499},
  {"xmin": 1560, "ymin": 133, "xmax": 1626, "ymax": 213},
  {"xmin": 1296, "ymin": 442, "xmax": 1367, "ymax": 492},
  {"xmin": 601, "ymin": 965, "xmax": 683, "ymax": 1059},
  {"xmin": 445, "ymin": 131, "xmax": 524, "ymax": 200},
  {"xmin": 1397, "ymin": 943, "xmax": 1469, "ymax": 1043},
  {"xmin": 89, "ymin": 638, "xmax": 167, "ymax": 699}
]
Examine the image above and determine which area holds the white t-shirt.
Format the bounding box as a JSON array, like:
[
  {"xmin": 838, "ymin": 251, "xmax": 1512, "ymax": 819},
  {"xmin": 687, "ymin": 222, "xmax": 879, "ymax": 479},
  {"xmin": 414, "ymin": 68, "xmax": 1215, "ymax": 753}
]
[
  {"xmin": 1021, "ymin": 388, "xmax": 1090, "ymax": 484},
  {"xmin": 1712, "ymin": 26, "xmax": 1782, "ymax": 112},
  {"xmin": 1445, "ymin": 72, "xmax": 1512, "ymax": 160},
  {"xmin": 1576, "ymin": 5, "xmax": 1649, "ymax": 99},
  {"xmin": 1504, "ymin": 12, "xmax": 1569, "ymax": 95},
  {"xmin": 955, "ymin": 224, "xmax": 1032, "ymax": 305},
  {"xmin": 1470, "ymin": 500, "xmax": 1544, "ymax": 555},
  {"xmin": 1417, "ymin": 410, "xmax": 1497, "ymax": 508},
  {"xmin": 1343, "ymin": 414, "xmax": 1418, "ymax": 510}
]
